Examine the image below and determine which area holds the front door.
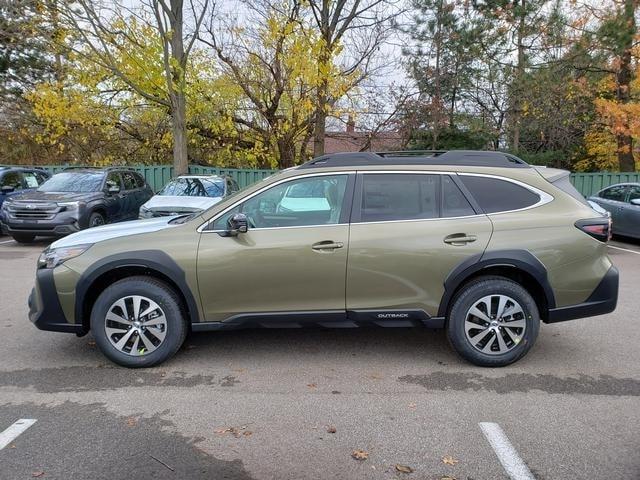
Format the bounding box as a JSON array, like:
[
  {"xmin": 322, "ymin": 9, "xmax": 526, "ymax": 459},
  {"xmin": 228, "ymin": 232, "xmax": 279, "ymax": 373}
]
[
  {"xmin": 346, "ymin": 172, "xmax": 493, "ymax": 319},
  {"xmin": 196, "ymin": 173, "xmax": 354, "ymax": 323}
]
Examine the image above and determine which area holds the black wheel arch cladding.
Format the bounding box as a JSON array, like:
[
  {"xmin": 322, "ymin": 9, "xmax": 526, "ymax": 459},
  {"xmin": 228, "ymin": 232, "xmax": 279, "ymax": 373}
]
[
  {"xmin": 438, "ymin": 249, "xmax": 556, "ymax": 318},
  {"xmin": 75, "ymin": 250, "xmax": 200, "ymax": 326}
]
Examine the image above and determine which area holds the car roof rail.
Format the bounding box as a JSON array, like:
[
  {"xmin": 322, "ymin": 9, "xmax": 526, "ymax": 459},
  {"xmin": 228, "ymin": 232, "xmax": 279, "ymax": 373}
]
[{"xmin": 297, "ymin": 150, "xmax": 530, "ymax": 169}]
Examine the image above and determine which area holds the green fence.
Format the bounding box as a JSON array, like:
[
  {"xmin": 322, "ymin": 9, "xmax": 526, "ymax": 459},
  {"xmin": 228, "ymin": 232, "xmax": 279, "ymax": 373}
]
[
  {"xmin": 20, "ymin": 165, "xmax": 640, "ymax": 197},
  {"xmin": 34, "ymin": 165, "xmax": 278, "ymax": 192},
  {"xmin": 569, "ymin": 172, "xmax": 640, "ymax": 197}
]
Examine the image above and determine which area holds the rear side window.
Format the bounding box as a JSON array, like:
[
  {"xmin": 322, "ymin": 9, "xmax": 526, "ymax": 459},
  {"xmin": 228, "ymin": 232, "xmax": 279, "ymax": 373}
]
[
  {"xmin": 628, "ymin": 185, "xmax": 640, "ymax": 203},
  {"xmin": 459, "ymin": 175, "xmax": 540, "ymax": 214},
  {"xmin": 600, "ymin": 185, "xmax": 627, "ymax": 202},
  {"xmin": 442, "ymin": 176, "xmax": 475, "ymax": 217},
  {"xmin": 551, "ymin": 175, "xmax": 589, "ymax": 206},
  {"xmin": 133, "ymin": 172, "xmax": 146, "ymax": 188},
  {"xmin": 360, "ymin": 174, "xmax": 438, "ymax": 222}
]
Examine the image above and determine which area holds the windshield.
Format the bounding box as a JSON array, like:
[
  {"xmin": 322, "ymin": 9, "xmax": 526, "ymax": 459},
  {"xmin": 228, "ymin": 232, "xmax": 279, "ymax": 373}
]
[
  {"xmin": 38, "ymin": 172, "xmax": 104, "ymax": 193},
  {"xmin": 159, "ymin": 178, "xmax": 225, "ymax": 197}
]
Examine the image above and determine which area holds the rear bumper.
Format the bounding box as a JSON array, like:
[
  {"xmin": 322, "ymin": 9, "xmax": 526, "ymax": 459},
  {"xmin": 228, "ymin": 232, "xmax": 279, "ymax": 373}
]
[
  {"xmin": 546, "ymin": 266, "xmax": 619, "ymax": 323},
  {"xmin": 28, "ymin": 268, "xmax": 86, "ymax": 334}
]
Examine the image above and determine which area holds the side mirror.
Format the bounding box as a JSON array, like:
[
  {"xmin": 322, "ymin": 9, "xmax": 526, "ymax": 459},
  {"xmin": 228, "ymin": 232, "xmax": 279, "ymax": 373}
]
[
  {"xmin": 227, "ymin": 213, "xmax": 248, "ymax": 236},
  {"xmin": 631, "ymin": 198, "xmax": 640, "ymax": 206},
  {"xmin": 1, "ymin": 185, "xmax": 15, "ymax": 194}
]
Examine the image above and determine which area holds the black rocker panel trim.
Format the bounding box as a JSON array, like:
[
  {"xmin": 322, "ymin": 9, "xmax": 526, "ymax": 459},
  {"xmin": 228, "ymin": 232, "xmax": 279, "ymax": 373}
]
[
  {"xmin": 193, "ymin": 309, "xmax": 445, "ymax": 331},
  {"xmin": 75, "ymin": 250, "xmax": 200, "ymax": 326},
  {"xmin": 437, "ymin": 249, "xmax": 556, "ymax": 318}
]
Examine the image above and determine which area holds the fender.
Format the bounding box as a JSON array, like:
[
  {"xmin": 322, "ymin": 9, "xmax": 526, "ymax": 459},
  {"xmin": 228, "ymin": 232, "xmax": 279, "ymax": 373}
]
[
  {"xmin": 75, "ymin": 250, "xmax": 200, "ymax": 325},
  {"xmin": 437, "ymin": 249, "xmax": 556, "ymax": 318}
]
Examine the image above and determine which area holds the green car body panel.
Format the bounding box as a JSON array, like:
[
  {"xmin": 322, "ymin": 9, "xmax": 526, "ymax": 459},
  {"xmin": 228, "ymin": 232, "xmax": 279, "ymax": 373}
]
[{"xmin": 28, "ymin": 151, "xmax": 618, "ymax": 367}]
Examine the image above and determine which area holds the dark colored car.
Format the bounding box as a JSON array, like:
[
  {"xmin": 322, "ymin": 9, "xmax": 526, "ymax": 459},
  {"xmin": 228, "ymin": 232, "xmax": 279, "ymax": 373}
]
[
  {"xmin": 0, "ymin": 167, "xmax": 50, "ymax": 211},
  {"xmin": 588, "ymin": 183, "xmax": 640, "ymax": 239},
  {"xmin": 0, "ymin": 167, "xmax": 153, "ymax": 243}
]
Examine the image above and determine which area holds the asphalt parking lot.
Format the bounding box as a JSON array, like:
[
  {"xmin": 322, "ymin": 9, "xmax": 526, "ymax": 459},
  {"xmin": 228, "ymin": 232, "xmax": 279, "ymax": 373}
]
[{"xmin": 0, "ymin": 236, "xmax": 638, "ymax": 480}]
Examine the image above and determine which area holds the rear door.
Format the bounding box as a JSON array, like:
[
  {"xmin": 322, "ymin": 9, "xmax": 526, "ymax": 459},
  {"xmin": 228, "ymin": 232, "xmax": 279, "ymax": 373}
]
[
  {"xmin": 120, "ymin": 171, "xmax": 141, "ymax": 219},
  {"xmin": 346, "ymin": 172, "xmax": 492, "ymax": 320}
]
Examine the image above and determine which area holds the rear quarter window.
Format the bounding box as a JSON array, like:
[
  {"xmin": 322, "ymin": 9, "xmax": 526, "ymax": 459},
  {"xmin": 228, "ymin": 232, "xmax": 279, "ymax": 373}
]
[{"xmin": 459, "ymin": 175, "xmax": 540, "ymax": 214}]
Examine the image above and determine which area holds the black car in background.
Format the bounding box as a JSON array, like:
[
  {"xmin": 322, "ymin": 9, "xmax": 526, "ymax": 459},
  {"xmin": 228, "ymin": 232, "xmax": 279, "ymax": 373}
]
[
  {"xmin": 0, "ymin": 167, "xmax": 50, "ymax": 212},
  {"xmin": 0, "ymin": 167, "xmax": 153, "ymax": 243}
]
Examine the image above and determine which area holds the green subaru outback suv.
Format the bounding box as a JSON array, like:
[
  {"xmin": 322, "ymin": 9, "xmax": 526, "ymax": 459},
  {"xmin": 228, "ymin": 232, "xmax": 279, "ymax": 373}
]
[{"xmin": 29, "ymin": 151, "xmax": 618, "ymax": 368}]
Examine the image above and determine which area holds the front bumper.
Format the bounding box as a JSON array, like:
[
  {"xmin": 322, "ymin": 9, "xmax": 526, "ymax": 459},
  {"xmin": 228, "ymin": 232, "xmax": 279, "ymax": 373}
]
[
  {"xmin": 1, "ymin": 210, "xmax": 84, "ymax": 237},
  {"xmin": 28, "ymin": 268, "xmax": 86, "ymax": 334},
  {"xmin": 546, "ymin": 266, "xmax": 619, "ymax": 323}
]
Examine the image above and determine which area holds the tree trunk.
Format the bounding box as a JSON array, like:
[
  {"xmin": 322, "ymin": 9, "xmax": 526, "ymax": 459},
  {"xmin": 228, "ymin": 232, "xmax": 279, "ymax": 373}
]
[
  {"xmin": 172, "ymin": 93, "xmax": 189, "ymax": 175},
  {"xmin": 278, "ymin": 137, "xmax": 296, "ymax": 168},
  {"xmin": 313, "ymin": 47, "xmax": 330, "ymax": 158},
  {"xmin": 616, "ymin": 0, "xmax": 636, "ymax": 172},
  {"xmin": 512, "ymin": 0, "xmax": 526, "ymax": 153}
]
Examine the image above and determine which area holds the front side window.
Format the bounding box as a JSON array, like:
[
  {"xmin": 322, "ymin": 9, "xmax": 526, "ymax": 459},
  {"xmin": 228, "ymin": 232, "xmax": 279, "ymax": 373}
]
[
  {"xmin": 105, "ymin": 172, "xmax": 122, "ymax": 191},
  {"xmin": 39, "ymin": 172, "xmax": 105, "ymax": 193},
  {"xmin": 459, "ymin": 175, "xmax": 540, "ymax": 214},
  {"xmin": 121, "ymin": 171, "xmax": 138, "ymax": 190},
  {"xmin": 627, "ymin": 185, "xmax": 640, "ymax": 203},
  {"xmin": 359, "ymin": 173, "xmax": 439, "ymax": 222},
  {"xmin": 601, "ymin": 185, "xmax": 628, "ymax": 202},
  {"xmin": 212, "ymin": 175, "xmax": 348, "ymax": 230}
]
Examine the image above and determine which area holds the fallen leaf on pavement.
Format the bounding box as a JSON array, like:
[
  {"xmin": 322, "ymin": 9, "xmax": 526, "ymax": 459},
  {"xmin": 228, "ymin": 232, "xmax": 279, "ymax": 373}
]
[
  {"xmin": 126, "ymin": 417, "xmax": 137, "ymax": 427},
  {"xmin": 351, "ymin": 449, "xmax": 369, "ymax": 461},
  {"xmin": 214, "ymin": 425, "xmax": 252, "ymax": 437},
  {"xmin": 87, "ymin": 341, "xmax": 96, "ymax": 347},
  {"xmin": 442, "ymin": 455, "xmax": 459, "ymax": 466},
  {"xmin": 408, "ymin": 402, "xmax": 417, "ymax": 409},
  {"xmin": 31, "ymin": 472, "xmax": 45, "ymax": 478},
  {"xmin": 307, "ymin": 383, "xmax": 317, "ymax": 388},
  {"xmin": 327, "ymin": 426, "xmax": 336, "ymax": 433},
  {"xmin": 9, "ymin": 444, "xmax": 15, "ymax": 449},
  {"xmin": 395, "ymin": 464, "xmax": 413, "ymax": 473},
  {"xmin": 242, "ymin": 431, "xmax": 252, "ymax": 437},
  {"xmin": 440, "ymin": 476, "xmax": 456, "ymax": 480}
]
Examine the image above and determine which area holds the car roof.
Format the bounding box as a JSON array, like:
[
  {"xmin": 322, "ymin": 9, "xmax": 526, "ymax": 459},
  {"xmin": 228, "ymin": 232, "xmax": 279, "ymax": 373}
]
[
  {"xmin": 598, "ymin": 182, "xmax": 640, "ymax": 191},
  {"xmin": 0, "ymin": 166, "xmax": 48, "ymax": 172},
  {"xmin": 175, "ymin": 175, "xmax": 226, "ymax": 180}
]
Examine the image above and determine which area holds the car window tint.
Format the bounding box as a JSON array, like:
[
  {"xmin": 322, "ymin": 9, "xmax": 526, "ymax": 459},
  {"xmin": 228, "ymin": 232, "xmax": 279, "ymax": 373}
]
[
  {"xmin": 459, "ymin": 175, "xmax": 540, "ymax": 214},
  {"xmin": 121, "ymin": 171, "xmax": 138, "ymax": 190},
  {"xmin": 34, "ymin": 171, "xmax": 49, "ymax": 185},
  {"xmin": 442, "ymin": 176, "xmax": 475, "ymax": 217},
  {"xmin": 23, "ymin": 172, "xmax": 40, "ymax": 188},
  {"xmin": 213, "ymin": 175, "xmax": 348, "ymax": 230},
  {"xmin": 360, "ymin": 173, "xmax": 438, "ymax": 222},
  {"xmin": 627, "ymin": 185, "xmax": 640, "ymax": 203},
  {"xmin": 600, "ymin": 185, "xmax": 627, "ymax": 202},
  {"xmin": 1, "ymin": 171, "xmax": 23, "ymax": 190},
  {"xmin": 133, "ymin": 172, "xmax": 146, "ymax": 188}
]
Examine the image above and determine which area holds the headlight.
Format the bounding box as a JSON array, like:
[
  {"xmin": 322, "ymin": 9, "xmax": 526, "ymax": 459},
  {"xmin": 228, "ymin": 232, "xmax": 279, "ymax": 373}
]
[
  {"xmin": 58, "ymin": 201, "xmax": 84, "ymax": 211},
  {"xmin": 38, "ymin": 244, "xmax": 92, "ymax": 269}
]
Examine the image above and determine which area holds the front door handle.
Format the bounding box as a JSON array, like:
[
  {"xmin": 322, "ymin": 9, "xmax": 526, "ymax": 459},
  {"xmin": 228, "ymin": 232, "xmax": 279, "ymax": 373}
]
[
  {"xmin": 443, "ymin": 234, "xmax": 477, "ymax": 246},
  {"xmin": 312, "ymin": 241, "xmax": 344, "ymax": 251}
]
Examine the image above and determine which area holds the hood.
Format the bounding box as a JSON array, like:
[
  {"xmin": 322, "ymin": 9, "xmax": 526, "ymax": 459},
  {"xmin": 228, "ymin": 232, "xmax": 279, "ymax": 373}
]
[
  {"xmin": 51, "ymin": 216, "xmax": 180, "ymax": 249},
  {"xmin": 142, "ymin": 195, "xmax": 221, "ymax": 211},
  {"xmin": 8, "ymin": 190, "xmax": 102, "ymax": 203}
]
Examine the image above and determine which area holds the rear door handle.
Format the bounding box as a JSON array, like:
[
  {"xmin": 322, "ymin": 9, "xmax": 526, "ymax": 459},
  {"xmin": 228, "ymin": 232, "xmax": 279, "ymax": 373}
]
[
  {"xmin": 443, "ymin": 234, "xmax": 477, "ymax": 246},
  {"xmin": 312, "ymin": 241, "xmax": 344, "ymax": 251}
]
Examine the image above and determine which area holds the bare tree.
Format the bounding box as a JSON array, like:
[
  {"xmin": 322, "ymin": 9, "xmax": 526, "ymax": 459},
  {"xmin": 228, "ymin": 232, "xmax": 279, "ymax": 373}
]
[
  {"xmin": 307, "ymin": 0, "xmax": 401, "ymax": 157},
  {"xmin": 56, "ymin": 0, "xmax": 209, "ymax": 174}
]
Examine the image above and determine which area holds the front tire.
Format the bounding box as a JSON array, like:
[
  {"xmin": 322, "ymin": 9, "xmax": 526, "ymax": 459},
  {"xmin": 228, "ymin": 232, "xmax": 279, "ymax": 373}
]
[
  {"xmin": 12, "ymin": 233, "xmax": 35, "ymax": 243},
  {"xmin": 88, "ymin": 211, "xmax": 105, "ymax": 228},
  {"xmin": 90, "ymin": 276, "xmax": 187, "ymax": 368},
  {"xmin": 446, "ymin": 276, "xmax": 540, "ymax": 367}
]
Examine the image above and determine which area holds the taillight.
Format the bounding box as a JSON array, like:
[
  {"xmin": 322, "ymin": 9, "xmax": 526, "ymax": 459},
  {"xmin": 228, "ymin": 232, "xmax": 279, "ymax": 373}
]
[{"xmin": 575, "ymin": 218, "xmax": 611, "ymax": 242}]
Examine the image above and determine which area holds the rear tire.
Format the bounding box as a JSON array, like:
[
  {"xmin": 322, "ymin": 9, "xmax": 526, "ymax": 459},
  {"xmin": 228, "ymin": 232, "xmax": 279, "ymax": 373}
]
[
  {"xmin": 12, "ymin": 233, "xmax": 35, "ymax": 243},
  {"xmin": 446, "ymin": 276, "xmax": 540, "ymax": 367},
  {"xmin": 90, "ymin": 276, "xmax": 187, "ymax": 368}
]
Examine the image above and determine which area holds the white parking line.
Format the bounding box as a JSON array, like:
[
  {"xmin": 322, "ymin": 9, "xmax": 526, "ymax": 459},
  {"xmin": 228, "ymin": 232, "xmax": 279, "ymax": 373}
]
[
  {"xmin": 608, "ymin": 244, "xmax": 640, "ymax": 255},
  {"xmin": 0, "ymin": 419, "xmax": 37, "ymax": 450},
  {"xmin": 479, "ymin": 422, "xmax": 535, "ymax": 480},
  {"xmin": 0, "ymin": 239, "xmax": 15, "ymax": 245}
]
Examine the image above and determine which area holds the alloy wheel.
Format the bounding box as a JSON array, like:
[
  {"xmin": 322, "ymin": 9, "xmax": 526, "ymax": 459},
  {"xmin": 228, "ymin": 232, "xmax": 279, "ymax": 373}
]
[
  {"xmin": 104, "ymin": 295, "xmax": 167, "ymax": 356},
  {"xmin": 464, "ymin": 294, "xmax": 526, "ymax": 355}
]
